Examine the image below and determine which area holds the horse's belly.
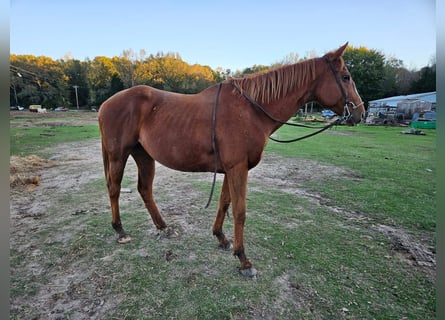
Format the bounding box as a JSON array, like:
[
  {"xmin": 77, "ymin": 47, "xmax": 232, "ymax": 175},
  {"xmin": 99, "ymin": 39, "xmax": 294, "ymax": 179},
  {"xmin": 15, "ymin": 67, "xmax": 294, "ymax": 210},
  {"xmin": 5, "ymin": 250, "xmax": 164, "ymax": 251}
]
[{"xmin": 145, "ymin": 142, "xmax": 214, "ymax": 173}]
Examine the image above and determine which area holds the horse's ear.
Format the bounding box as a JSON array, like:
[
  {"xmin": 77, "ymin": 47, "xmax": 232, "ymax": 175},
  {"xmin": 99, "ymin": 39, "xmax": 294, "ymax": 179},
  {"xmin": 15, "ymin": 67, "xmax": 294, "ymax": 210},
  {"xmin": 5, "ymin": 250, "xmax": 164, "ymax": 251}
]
[{"xmin": 332, "ymin": 42, "xmax": 349, "ymax": 59}]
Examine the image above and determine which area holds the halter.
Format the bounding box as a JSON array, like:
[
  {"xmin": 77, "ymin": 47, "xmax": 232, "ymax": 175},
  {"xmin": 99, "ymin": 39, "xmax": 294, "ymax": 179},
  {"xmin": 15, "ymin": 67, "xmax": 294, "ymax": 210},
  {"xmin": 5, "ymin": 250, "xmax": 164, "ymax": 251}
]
[{"xmin": 324, "ymin": 57, "xmax": 364, "ymax": 124}]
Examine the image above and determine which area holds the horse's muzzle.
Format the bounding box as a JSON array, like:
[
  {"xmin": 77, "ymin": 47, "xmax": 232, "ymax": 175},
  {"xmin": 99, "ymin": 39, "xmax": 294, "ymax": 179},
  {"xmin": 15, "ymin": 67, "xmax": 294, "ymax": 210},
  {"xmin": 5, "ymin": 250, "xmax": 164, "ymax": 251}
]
[{"xmin": 344, "ymin": 102, "xmax": 365, "ymax": 126}]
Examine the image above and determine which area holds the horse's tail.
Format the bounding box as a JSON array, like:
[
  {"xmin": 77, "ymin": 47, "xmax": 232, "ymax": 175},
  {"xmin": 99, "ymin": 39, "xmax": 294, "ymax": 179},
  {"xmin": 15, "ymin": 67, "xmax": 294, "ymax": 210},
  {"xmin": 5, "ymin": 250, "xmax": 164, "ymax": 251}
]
[
  {"xmin": 99, "ymin": 121, "xmax": 110, "ymax": 184},
  {"xmin": 100, "ymin": 130, "xmax": 110, "ymax": 186},
  {"xmin": 98, "ymin": 103, "xmax": 109, "ymax": 185}
]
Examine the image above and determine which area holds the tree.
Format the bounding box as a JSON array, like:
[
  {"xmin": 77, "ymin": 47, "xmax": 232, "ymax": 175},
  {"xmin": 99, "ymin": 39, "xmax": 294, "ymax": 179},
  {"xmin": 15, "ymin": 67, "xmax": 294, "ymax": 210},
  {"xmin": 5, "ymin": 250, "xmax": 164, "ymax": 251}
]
[
  {"xmin": 233, "ymin": 64, "xmax": 269, "ymax": 78},
  {"xmin": 9, "ymin": 46, "xmax": 433, "ymax": 111},
  {"xmin": 280, "ymin": 52, "xmax": 301, "ymax": 65},
  {"xmin": 343, "ymin": 46, "xmax": 386, "ymax": 103},
  {"xmin": 156, "ymin": 54, "xmax": 188, "ymax": 92},
  {"xmin": 86, "ymin": 56, "xmax": 120, "ymax": 106},
  {"xmin": 184, "ymin": 64, "xmax": 216, "ymax": 93},
  {"xmin": 409, "ymin": 62, "xmax": 436, "ymax": 93},
  {"xmin": 139, "ymin": 52, "xmax": 216, "ymax": 93},
  {"xmin": 110, "ymin": 74, "xmax": 124, "ymax": 95},
  {"xmin": 113, "ymin": 49, "xmax": 147, "ymax": 88},
  {"xmin": 10, "ymin": 54, "xmax": 68, "ymax": 107},
  {"xmin": 61, "ymin": 58, "xmax": 90, "ymax": 107},
  {"xmin": 394, "ymin": 67, "xmax": 419, "ymax": 95},
  {"xmin": 381, "ymin": 56, "xmax": 404, "ymax": 97}
]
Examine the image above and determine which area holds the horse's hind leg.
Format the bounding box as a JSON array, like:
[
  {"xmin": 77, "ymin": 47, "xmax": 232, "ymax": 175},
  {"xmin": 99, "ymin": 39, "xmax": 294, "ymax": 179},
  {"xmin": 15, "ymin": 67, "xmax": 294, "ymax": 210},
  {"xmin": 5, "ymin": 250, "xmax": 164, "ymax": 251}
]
[
  {"xmin": 131, "ymin": 144, "xmax": 167, "ymax": 230},
  {"xmin": 212, "ymin": 174, "xmax": 232, "ymax": 250},
  {"xmin": 103, "ymin": 148, "xmax": 131, "ymax": 243}
]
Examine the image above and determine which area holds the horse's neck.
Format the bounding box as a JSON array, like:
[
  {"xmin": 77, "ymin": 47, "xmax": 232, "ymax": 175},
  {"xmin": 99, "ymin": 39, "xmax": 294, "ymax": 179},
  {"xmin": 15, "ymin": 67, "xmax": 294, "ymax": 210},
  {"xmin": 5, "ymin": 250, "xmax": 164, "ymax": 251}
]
[
  {"xmin": 264, "ymin": 81, "xmax": 314, "ymax": 129},
  {"xmin": 267, "ymin": 58, "xmax": 321, "ymax": 125}
]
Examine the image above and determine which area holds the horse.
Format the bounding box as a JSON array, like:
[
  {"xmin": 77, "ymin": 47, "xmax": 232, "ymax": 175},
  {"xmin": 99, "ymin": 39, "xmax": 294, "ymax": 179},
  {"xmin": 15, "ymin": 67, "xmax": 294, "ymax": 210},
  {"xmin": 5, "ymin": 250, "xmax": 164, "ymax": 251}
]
[{"xmin": 98, "ymin": 43, "xmax": 365, "ymax": 277}]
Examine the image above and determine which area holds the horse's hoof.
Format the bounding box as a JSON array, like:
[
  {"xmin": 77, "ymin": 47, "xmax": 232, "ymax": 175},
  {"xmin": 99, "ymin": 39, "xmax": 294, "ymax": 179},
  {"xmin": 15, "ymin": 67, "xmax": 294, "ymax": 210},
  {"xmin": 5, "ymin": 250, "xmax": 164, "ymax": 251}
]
[
  {"xmin": 117, "ymin": 235, "xmax": 132, "ymax": 244},
  {"xmin": 239, "ymin": 267, "xmax": 257, "ymax": 277},
  {"xmin": 219, "ymin": 242, "xmax": 232, "ymax": 251}
]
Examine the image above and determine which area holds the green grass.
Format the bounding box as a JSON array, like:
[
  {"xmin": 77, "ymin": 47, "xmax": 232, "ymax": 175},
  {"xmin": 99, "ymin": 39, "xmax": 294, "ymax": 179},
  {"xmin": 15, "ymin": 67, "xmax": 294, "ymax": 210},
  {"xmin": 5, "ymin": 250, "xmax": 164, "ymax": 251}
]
[
  {"xmin": 268, "ymin": 125, "xmax": 436, "ymax": 233},
  {"xmin": 10, "ymin": 125, "xmax": 99, "ymax": 157},
  {"xmin": 10, "ymin": 119, "xmax": 436, "ymax": 319},
  {"xmin": 246, "ymin": 189, "xmax": 435, "ymax": 319}
]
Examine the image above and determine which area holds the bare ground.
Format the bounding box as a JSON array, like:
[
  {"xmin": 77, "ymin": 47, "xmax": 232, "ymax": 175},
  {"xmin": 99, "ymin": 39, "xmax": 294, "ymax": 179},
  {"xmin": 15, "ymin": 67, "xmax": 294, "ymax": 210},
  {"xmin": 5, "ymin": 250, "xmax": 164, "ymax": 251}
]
[{"xmin": 10, "ymin": 128, "xmax": 435, "ymax": 319}]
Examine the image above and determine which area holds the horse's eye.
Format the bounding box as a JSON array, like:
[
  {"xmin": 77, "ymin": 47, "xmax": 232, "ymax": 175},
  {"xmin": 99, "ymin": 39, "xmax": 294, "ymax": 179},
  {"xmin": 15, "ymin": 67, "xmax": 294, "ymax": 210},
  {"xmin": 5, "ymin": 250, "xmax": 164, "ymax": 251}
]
[{"xmin": 342, "ymin": 75, "xmax": 350, "ymax": 82}]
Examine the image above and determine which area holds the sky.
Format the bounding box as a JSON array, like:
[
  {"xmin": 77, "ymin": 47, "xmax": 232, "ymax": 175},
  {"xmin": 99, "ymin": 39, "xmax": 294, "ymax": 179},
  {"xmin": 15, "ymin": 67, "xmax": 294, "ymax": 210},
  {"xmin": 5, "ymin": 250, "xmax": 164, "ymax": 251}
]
[{"xmin": 10, "ymin": 0, "xmax": 436, "ymax": 72}]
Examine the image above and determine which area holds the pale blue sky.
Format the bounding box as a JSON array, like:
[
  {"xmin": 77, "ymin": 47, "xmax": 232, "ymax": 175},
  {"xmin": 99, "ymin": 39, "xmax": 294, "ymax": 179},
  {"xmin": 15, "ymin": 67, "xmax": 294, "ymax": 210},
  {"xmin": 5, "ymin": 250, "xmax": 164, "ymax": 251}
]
[{"xmin": 10, "ymin": 0, "xmax": 436, "ymax": 71}]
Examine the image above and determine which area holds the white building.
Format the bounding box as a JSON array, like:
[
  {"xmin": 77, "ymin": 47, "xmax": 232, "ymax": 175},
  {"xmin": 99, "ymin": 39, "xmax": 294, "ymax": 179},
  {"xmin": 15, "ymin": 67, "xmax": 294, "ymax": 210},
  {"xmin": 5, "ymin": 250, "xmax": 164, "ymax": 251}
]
[{"xmin": 366, "ymin": 92, "xmax": 436, "ymax": 123}]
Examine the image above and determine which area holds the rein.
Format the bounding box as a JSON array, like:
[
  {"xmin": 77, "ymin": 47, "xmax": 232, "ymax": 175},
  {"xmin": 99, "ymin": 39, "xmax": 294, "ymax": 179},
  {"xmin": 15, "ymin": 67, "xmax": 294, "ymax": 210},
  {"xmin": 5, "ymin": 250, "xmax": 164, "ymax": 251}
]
[
  {"xmin": 205, "ymin": 82, "xmax": 222, "ymax": 209},
  {"xmin": 232, "ymin": 81, "xmax": 327, "ymax": 130},
  {"xmin": 232, "ymin": 81, "xmax": 343, "ymax": 143},
  {"xmin": 269, "ymin": 118, "xmax": 341, "ymax": 143}
]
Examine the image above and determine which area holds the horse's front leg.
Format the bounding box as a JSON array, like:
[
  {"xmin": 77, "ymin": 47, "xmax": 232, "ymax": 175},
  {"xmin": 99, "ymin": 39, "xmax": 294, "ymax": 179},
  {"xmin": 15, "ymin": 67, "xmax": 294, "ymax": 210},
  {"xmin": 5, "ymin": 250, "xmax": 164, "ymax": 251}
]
[
  {"xmin": 227, "ymin": 165, "xmax": 257, "ymax": 277},
  {"xmin": 212, "ymin": 174, "xmax": 231, "ymax": 250}
]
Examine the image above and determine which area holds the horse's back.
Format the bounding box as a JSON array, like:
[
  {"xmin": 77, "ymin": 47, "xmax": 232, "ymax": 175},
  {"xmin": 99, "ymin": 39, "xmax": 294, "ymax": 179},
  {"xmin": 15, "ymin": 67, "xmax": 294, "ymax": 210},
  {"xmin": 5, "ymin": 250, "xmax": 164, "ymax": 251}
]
[
  {"xmin": 98, "ymin": 85, "xmax": 217, "ymax": 171},
  {"xmin": 99, "ymin": 85, "xmax": 157, "ymax": 118},
  {"xmin": 99, "ymin": 84, "xmax": 212, "ymax": 120}
]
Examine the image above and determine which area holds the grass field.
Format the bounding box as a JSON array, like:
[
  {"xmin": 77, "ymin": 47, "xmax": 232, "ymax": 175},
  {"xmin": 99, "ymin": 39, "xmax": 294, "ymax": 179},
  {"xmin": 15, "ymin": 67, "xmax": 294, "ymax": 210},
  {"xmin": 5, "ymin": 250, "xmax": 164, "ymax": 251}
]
[
  {"xmin": 10, "ymin": 125, "xmax": 99, "ymax": 157},
  {"xmin": 10, "ymin": 112, "xmax": 436, "ymax": 319},
  {"xmin": 268, "ymin": 124, "xmax": 436, "ymax": 233}
]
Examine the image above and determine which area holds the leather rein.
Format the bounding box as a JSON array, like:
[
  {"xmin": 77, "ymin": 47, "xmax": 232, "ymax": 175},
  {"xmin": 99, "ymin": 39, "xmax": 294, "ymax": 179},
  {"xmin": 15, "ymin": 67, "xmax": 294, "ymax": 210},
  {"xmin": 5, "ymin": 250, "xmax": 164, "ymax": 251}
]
[{"xmin": 232, "ymin": 81, "xmax": 342, "ymax": 143}]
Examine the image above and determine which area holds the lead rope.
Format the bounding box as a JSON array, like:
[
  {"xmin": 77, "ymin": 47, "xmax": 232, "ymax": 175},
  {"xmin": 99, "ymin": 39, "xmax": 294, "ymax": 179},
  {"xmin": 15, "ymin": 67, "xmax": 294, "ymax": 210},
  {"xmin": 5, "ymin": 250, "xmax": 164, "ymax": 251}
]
[
  {"xmin": 268, "ymin": 118, "xmax": 342, "ymax": 143},
  {"xmin": 232, "ymin": 81, "xmax": 329, "ymax": 129},
  {"xmin": 232, "ymin": 81, "xmax": 344, "ymax": 143},
  {"xmin": 205, "ymin": 83, "xmax": 223, "ymax": 209}
]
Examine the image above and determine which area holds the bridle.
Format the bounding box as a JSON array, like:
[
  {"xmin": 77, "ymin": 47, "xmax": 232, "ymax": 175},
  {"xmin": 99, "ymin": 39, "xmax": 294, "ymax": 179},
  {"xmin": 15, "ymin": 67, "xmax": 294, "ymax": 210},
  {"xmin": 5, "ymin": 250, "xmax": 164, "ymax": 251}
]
[{"xmin": 324, "ymin": 56, "xmax": 364, "ymax": 124}]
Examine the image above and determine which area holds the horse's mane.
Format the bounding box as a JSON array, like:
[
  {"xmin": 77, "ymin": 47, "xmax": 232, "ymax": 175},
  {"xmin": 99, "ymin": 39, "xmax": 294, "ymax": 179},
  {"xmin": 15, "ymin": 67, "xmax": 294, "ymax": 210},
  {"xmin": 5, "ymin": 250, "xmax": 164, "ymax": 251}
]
[{"xmin": 230, "ymin": 57, "xmax": 318, "ymax": 104}]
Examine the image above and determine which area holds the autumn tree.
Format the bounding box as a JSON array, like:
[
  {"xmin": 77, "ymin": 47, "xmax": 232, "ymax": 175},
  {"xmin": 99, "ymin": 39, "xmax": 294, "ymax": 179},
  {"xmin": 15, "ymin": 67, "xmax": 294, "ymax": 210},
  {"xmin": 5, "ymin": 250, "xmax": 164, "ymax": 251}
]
[
  {"xmin": 86, "ymin": 56, "xmax": 120, "ymax": 106},
  {"xmin": 139, "ymin": 52, "xmax": 216, "ymax": 93},
  {"xmin": 113, "ymin": 49, "xmax": 147, "ymax": 88},
  {"xmin": 233, "ymin": 64, "xmax": 269, "ymax": 78},
  {"xmin": 10, "ymin": 54, "xmax": 68, "ymax": 107},
  {"xmin": 9, "ymin": 47, "xmax": 434, "ymax": 110},
  {"xmin": 61, "ymin": 58, "xmax": 90, "ymax": 107}
]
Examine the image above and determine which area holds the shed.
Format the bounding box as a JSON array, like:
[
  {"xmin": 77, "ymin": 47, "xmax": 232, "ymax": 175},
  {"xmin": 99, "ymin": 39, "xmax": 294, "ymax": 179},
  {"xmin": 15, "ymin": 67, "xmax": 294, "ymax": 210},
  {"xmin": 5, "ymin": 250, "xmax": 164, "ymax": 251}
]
[
  {"xmin": 368, "ymin": 92, "xmax": 436, "ymax": 108},
  {"xmin": 367, "ymin": 92, "xmax": 436, "ymax": 121},
  {"xmin": 397, "ymin": 99, "xmax": 432, "ymax": 118}
]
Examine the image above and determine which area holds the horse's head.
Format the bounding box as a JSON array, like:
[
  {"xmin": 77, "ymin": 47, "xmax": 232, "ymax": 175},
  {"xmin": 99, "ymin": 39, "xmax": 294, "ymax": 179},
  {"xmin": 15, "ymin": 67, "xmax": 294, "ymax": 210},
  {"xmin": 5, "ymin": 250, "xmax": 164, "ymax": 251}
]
[{"xmin": 314, "ymin": 42, "xmax": 365, "ymax": 125}]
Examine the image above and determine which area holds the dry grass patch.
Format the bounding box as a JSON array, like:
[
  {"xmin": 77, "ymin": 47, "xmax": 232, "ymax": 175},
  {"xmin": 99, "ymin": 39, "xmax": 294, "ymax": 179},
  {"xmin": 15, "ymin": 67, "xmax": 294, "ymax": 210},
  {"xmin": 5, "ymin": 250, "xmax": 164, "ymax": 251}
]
[{"xmin": 10, "ymin": 155, "xmax": 58, "ymax": 190}]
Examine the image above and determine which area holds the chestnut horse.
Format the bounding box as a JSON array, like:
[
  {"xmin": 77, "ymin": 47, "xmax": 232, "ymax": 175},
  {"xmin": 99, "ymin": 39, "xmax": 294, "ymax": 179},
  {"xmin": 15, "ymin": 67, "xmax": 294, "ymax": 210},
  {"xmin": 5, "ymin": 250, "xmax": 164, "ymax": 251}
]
[{"xmin": 98, "ymin": 43, "xmax": 365, "ymax": 276}]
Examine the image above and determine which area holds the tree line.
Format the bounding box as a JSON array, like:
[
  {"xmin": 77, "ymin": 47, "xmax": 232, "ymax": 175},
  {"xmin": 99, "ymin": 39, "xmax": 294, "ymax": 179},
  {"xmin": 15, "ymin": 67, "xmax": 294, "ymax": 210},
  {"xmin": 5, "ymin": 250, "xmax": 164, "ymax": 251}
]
[{"xmin": 9, "ymin": 47, "xmax": 435, "ymax": 109}]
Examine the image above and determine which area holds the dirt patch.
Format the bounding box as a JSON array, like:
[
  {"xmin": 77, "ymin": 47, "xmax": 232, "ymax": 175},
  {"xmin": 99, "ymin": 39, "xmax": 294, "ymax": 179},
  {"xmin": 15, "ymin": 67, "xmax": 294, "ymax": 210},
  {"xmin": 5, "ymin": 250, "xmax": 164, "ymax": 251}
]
[
  {"xmin": 249, "ymin": 153, "xmax": 361, "ymax": 197},
  {"xmin": 272, "ymin": 272, "xmax": 319, "ymax": 314},
  {"xmin": 251, "ymin": 153, "xmax": 359, "ymax": 183},
  {"xmin": 372, "ymin": 224, "xmax": 436, "ymax": 277}
]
